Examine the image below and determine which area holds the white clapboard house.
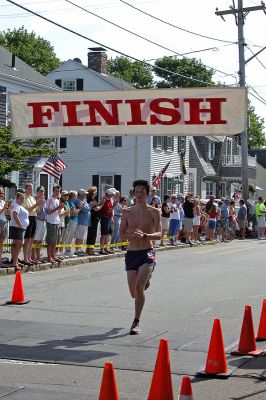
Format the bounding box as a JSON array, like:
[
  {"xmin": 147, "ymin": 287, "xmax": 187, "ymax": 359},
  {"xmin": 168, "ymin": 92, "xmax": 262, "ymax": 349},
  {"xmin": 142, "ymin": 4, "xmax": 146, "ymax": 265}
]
[
  {"xmin": 0, "ymin": 45, "xmax": 61, "ymax": 196},
  {"xmin": 47, "ymin": 48, "xmax": 189, "ymax": 198}
]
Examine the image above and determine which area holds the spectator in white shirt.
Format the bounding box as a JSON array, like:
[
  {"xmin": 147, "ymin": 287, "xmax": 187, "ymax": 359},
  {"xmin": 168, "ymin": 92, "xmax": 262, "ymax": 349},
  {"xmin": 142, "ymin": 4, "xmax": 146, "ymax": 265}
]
[
  {"xmin": 0, "ymin": 187, "xmax": 8, "ymax": 267},
  {"xmin": 45, "ymin": 185, "xmax": 64, "ymax": 263},
  {"xmin": 9, "ymin": 192, "xmax": 29, "ymax": 269}
]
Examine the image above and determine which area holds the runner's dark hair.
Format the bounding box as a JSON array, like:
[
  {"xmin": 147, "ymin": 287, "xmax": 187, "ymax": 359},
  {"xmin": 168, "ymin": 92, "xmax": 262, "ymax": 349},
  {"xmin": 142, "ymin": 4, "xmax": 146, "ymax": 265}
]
[{"xmin": 132, "ymin": 180, "xmax": 150, "ymax": 195}]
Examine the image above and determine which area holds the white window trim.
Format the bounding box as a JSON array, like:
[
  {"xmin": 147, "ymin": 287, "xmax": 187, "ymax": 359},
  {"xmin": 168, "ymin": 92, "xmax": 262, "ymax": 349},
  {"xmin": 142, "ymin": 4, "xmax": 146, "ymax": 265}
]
[
  {"xmin": 165, "ymin": 136, "xmax": 173, "ymax": 152},
  {"xmin": 156, "ymin": 136, "xmax": 163, "ymax": 149},
  {"xmin": 205, "ymin": 181, "xmax": 216, "ymax": 197}
]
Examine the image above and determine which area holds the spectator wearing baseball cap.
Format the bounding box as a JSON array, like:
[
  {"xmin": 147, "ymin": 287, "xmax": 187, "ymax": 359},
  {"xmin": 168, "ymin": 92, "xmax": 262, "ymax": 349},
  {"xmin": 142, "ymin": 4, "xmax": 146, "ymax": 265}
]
[
  {"xmin": 205, "ymin": 195, "xmax": 216, "ymax": 241},
  {"xmin": 32, "ymin": 185, "xmax": 47, "ymax": 263},
  {"xmin": 74, "ymin": 189, "xmax": 93, "ymax": 255},
  {"xmin": 183, "ymin": 194, "xmax": 194, "ymax": 245},
  {"xmin": 44, "ymin": 185, "xmax": 65, "ymax": 262},
  {"xmin": 99, "ymin": 188, "xmax": 119, "ymax": 254},
  {"xmin": 78, "ymin": 189, "xmax": 88, "ymax": 195},
  {"xmin": 57, "ymin": 190, "xmax": 71, "ymax": 257},
  {"xmin": 147, "ymin": 187, "xmax": 161, "ymax": 206}
]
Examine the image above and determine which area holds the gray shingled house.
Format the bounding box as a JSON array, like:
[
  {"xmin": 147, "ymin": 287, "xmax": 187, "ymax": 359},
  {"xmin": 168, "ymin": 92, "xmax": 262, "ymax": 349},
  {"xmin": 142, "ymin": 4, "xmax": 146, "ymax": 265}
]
[
  {"xmin": 189, "ymin": 135, "xmax": 257, "ymax": 199},
  {"xmin": 248, "ymin": 149, "xmax": 266, "ymax": 198}
]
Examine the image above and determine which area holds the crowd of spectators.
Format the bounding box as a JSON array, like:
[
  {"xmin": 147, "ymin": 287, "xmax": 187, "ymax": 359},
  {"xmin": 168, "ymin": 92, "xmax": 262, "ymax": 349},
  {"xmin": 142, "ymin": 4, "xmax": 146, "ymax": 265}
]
[{"xmin": 0, "ymin": 183, "xmax": 265, "ymax": 270}]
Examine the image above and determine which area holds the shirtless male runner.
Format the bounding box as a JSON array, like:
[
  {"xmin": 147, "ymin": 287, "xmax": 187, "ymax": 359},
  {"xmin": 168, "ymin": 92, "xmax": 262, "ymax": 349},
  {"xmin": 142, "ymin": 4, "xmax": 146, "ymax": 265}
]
[{"xmin": 120, "ymin": 180, "xmax": 162, "ymax": 335}]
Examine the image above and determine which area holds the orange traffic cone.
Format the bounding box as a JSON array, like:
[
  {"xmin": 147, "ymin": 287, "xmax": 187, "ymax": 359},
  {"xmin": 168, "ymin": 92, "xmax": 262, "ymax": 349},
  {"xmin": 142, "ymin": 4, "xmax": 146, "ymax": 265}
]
[
  {"xmin": 231, "ymin": 305, "xmax": 264, "ymax": 356},
  {"xmin": 148, "ymin": 338, "xmax": 174, "ymax": 400},
  {"xmin": 256, "ymin": 299, "xmax": 266, "ymax": 341},
  {"xmin": 6, "ymin": 271, "xmax": 30, "ymax": 305},
  {"xmin": 178, "ymin": 376, "xmax": 193, "ymax": 400},
  {"xmin": 99, "ymin": 362, "xmax": 119, "ymax": 400},
  {"xmin": 197, "ymin": 319, "xmax": 230, "ymax": 377}
]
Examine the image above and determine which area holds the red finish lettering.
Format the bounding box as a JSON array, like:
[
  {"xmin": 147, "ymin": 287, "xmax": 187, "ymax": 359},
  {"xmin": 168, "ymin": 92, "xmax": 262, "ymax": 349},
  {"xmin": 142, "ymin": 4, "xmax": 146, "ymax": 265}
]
[
  {"xmin": 184, "ymin": 98, "xmax": 227, "ymax": 125},
  {"xmin": 125, "ymin": 99, "xmax": 147, "ymax": 125},
  {"xmin": 28, "ymin": 102, "xmax": 60, "ymax": 128},
  {"xmin": 61, "ymin": 101, "xmax": 83, "ymax": 126},
  {"xmin": 84, "ymin": 100, "xmax": 122, "ymax": 126},
  {"xmin": 150, "ymin": 98, "xmax": 181, "ymax": 125}
]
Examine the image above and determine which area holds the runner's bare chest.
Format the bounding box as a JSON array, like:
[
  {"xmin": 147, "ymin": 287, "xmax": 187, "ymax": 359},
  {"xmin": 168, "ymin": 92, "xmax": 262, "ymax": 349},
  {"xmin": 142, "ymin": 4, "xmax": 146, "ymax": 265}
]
[{"xmin": 127, "ymin": 208, "xmax": 154, "ymax": 233}]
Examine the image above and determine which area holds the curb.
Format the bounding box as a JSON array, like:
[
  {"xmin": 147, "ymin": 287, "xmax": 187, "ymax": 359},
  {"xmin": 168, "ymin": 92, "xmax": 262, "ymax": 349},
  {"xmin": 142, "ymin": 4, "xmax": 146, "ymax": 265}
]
[{"xmin": 0, "ymin": 241, "xmax": 218, "ymax": 276}]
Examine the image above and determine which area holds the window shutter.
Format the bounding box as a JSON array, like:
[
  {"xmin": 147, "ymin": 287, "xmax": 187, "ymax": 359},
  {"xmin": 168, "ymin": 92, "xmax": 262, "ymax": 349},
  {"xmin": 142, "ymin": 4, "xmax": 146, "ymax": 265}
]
[
  {"xmin": 115, "ymin": 136, "xmax": 122, "ymax": 147},
  {"xmin": 55, "ymin": 79, "xmax": 62, "ymax": 87},
  {"xmin": 153, "ymin": 136, "xmax": 158, "ymax": 148},
  {"xmin": 92, "ymin": 175, "xmax": 99, "ymax": 201},
  {"xmin": 60, "ymin": 137, "xmax": 67, "ymax": 148},
  {"xmin": 171, "ymin": 137, "xmax": 174, "ymax": 152},
  {"xmin": 114, "ymin": 175, "xmax": 121, "ymax": 193},
  {"xmin": 93, "ymin": 137, "xmax": 100, "ymax": 147},
  {"xmin": 76, "ymin": 79, "xmax": 84, "ymax": 91}
]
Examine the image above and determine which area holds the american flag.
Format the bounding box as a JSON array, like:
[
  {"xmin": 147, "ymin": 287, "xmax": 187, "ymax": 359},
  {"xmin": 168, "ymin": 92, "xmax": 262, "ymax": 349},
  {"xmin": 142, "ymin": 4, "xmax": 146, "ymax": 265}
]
[
  {"xmin": 152, "ymin": 159, "xmax": 171, "ymax": 189},
  {"xmin": 41, "ymin": 155, "xmax": 67, "ymax": 180}
]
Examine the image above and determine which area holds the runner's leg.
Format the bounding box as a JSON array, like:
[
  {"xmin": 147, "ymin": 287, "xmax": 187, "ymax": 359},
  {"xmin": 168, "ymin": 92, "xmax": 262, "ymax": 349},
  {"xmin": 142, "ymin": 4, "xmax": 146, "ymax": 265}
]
[{"xmin": 134, "ymin": 264, "xmax": 153, "ymax": 320}]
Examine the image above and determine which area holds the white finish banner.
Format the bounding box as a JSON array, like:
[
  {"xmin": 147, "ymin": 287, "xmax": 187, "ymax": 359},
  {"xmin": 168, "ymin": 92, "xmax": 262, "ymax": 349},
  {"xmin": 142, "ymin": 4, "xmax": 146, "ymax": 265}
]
[{"xmin": 10, "ymin": 87, "xmax": 247, "ymax": 139}]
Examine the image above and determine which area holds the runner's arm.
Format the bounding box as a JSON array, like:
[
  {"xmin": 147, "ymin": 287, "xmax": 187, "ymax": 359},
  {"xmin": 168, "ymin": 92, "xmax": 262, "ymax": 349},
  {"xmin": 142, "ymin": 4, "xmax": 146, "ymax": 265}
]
[{"xmin": 142, "ymin": 208, "xmax": 162, "ymax": 240}]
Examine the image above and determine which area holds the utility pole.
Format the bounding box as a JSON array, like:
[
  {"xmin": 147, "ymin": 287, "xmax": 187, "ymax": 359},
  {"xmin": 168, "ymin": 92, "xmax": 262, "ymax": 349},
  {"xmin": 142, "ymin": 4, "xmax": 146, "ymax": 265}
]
[{"xmin": 216, "ymin": 1, "xmax": 266, "ymax": 200}]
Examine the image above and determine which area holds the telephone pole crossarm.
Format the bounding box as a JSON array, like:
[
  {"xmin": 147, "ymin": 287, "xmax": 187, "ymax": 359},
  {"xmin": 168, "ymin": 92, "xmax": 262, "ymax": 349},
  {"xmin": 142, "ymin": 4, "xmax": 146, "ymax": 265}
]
[{"xmin": 216, "ymin": 4, "xmax": 266, "ymax": 16}]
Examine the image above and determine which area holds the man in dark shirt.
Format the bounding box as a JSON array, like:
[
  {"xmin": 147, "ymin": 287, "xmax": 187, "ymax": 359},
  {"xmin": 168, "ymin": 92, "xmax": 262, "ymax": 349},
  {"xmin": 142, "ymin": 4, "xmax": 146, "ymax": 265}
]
[{"xmin": 183, "ymin": 195, "xmax": 194, "ymax": 244}]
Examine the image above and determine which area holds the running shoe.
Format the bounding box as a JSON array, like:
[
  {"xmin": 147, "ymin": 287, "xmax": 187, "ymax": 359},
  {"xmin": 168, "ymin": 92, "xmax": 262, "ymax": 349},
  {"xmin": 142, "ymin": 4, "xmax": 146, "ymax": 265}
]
[{"xmin": 130, "ymin": 321, "xmax": 141, "ymax": 335}]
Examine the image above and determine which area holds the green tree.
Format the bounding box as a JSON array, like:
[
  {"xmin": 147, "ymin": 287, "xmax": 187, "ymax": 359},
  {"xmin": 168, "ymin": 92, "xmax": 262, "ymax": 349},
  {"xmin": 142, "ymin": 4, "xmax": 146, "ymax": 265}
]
[
  {"xmin": 0, "ymin": 26, "xmax": 61, "ymax": 75},
  {"xmin": 248, "ymin": 104, "xmax": 266, "ymax": 148},
  {"xmin": 0, "ymin": 126, "xmax": 57, "ymax": 187},
  {"xmin": 108, "ymin": 56, "xmax": 154, "ymax": 89},
  {"xmin": 153, "ymin": 56, "xmax": 214, "ymax": 88}
]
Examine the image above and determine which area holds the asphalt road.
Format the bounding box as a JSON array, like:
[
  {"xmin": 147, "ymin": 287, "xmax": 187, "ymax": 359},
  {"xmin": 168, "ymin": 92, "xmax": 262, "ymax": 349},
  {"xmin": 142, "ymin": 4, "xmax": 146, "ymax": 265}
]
[{"xmin": 0, "ymin": 239, "xmax": 266, "ymax": 399}]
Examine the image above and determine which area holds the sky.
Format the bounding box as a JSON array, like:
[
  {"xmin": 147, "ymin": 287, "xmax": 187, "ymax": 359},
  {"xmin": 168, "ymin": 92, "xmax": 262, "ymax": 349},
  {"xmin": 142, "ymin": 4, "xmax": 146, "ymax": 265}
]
[{"xmin": 0, "ymin": 0, "xmax": 265, "ymax": 132}]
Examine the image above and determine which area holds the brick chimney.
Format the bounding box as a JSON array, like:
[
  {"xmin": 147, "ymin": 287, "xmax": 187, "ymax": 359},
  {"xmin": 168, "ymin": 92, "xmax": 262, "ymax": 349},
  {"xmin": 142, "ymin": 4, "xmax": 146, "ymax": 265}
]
[{"xmin": 87, "ymin": 47, "xmax": 107, "ymax": 75}]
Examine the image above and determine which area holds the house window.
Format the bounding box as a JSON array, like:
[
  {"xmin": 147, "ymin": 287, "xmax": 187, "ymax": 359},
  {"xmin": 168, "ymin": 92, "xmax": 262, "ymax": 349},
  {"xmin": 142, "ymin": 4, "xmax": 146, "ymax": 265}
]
[
  {"xmin": 208, "ymin": 142, "xmax": 216, "ymax": 160},
  {"xmin": 93, "ymin": 136, "xmax": 122, "ymax": 148},
  {"xmin": 60, "ymin": 137, "xmax": 67, "ymax": 149},
  {"xmin": 153, "ymin": 136, "xmax": 163, "ymax": 149},
  {"xmin": 225, "ymin": 137, "xmax": 233, "ymax": 165},
  {"xmin": 206, "ymin": 181, "xmax": 214, "ymax": 197},
  {"xmin": 100, "ymin": 175, "xmax": 113, "ymax": 197},
  {"xmin": 63, "ymin": 80, "xmax": 76, "ymax": 91},
  {"xmin": 178, "ymin": 136, "xmax": 186, "ymax": 154},
  {"xmin": 164, "ymin": 136, "xmax": 174, "ymax": 151},
  {"xmin": 100, "ymin": 136, "xmax": 114, "ymax": 147}
]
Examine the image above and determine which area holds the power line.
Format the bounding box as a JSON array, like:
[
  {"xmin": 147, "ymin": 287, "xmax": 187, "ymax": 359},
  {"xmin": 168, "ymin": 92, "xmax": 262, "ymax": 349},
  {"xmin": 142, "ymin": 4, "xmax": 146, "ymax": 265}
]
[
  {"xmin": 5, "ymin": 0, "xmax": 220, "ymax": 86},
  {"xmin": 120, "ymin": 0, "xmax": 237, "ymax": 45},
  {"xmin": 64, "ymin": 0, "xmax": 186, "ymax": 58},
  {"xmin": 64, "ymin": 0, "xmax": 237, "ymax": 78},
  {"xmin": 248, "ymin": 85, "xmax": 266, "ymax": 105},
  {"xmin": 249, "ymin": 91, "xmax": 266, "ymax": 106},
  {"xmin": 246, "ymin": 45, "xmax": 266, "ymax": 72},
  {"xmin": 0, "ymin": 8, "xmax": 77, "ymax": 18}
]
